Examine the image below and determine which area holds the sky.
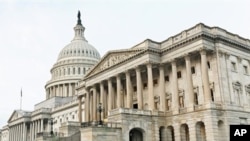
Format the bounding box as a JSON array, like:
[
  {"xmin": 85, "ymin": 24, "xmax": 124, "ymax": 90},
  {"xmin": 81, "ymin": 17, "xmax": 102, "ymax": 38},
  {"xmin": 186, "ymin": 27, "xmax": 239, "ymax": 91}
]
[{"xmin": 0, "ymin": 0, "xmax": 250, "ymax": 128}]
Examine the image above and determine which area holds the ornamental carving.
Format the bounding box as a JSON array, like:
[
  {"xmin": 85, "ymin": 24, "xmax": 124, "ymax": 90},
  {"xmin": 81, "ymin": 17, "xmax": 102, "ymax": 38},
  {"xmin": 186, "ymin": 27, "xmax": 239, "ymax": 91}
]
[
  {"xmin": 100, "ymin": 53, "xmax": 134, "ymax": 71},
  {"xmin": 232, "ymin": 81, "xmax": 242, "ymax": 94},
  {"xmin": 245, "ymin": 84, "xmax": 250, "ymax": 93},
  {"xmin": 88, "ymin": 50, "xmax": 142, "ymax": 76}
]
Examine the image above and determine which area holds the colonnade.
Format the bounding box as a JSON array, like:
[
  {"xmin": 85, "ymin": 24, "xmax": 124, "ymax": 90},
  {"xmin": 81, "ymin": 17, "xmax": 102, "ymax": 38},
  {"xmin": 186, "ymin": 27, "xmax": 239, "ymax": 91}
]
[
  {"xmin": 46, "ymin": 83, "xmax": 78, "ymax": 99},
  {"xmin": 83, "ymin": 49, "xmax": 212, "ymax": 122},
  {"xmin": 9, "ymin": 119, "xmax": 49, "ymax": 141},
  {"xmin": 9, "ymin": 122, "xmax": 26, "ymax": 141},
  {"xmin": 29, "ymin": 119, "xmax": 47, "ymax": 141}
]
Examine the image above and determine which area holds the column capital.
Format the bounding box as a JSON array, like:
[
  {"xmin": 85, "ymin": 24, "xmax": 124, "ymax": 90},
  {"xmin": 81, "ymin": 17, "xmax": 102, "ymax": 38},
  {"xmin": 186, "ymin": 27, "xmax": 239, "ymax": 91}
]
[
  {"xmin": 199, "ymin": 47, "xmax": 207, "ymax": 55},
  {"xmin": 184, "ymin": 53, "xmax": 191, "ymax": 60},
  {"xmin": 146, "ymin": 63, "xmax": 152, "ymax": 68}
]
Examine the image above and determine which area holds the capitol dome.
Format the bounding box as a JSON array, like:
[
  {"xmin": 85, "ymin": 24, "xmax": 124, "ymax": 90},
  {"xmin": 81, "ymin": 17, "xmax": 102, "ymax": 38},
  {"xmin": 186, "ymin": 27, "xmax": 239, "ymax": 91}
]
[{"xmin": 45, "ymin": 11, "xmax": 100, "ymax": 99}]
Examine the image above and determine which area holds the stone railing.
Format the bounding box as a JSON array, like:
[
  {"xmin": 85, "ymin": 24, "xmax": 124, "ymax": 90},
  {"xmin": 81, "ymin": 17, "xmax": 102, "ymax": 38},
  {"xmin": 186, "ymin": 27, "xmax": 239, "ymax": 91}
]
[
  {"xmin": 161, "ymin": 23, "xmax": 250, "ymax": 50},
  {"xmin": 109, "ymin": 108, "xmax": 168, "ymax": 116},
  {"xmin": 32, "ymin": 108, "xmax": 51, "ymax": 116},
  {"xmin": 81, "ymin": 121, "xmax": 121, "ymax": 128}
]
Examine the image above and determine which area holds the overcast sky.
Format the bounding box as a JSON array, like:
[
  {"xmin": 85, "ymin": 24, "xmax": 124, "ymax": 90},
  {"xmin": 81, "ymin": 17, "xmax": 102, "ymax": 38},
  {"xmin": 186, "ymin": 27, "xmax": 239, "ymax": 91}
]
[{"xmin": 0, "ymin": 0, "xmax": 250, "ymax": 127}]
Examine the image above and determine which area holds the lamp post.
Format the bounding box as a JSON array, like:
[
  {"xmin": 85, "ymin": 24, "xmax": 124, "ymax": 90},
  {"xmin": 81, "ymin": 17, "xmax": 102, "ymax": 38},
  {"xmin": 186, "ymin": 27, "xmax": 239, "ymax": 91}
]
[{"xmin": 97, "ymin": 103, "xmax": 103, "ymax": 125}]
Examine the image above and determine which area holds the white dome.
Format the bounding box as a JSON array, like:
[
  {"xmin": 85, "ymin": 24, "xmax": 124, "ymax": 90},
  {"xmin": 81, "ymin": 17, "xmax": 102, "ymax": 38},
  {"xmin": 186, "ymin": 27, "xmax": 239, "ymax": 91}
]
[
  {"xmin": 45, "ymin": 11, "xmax": 101, "ymax": 99},
  {"xmin": 57, "ymin": 39, "xmax": 101, "ymax": 62}
]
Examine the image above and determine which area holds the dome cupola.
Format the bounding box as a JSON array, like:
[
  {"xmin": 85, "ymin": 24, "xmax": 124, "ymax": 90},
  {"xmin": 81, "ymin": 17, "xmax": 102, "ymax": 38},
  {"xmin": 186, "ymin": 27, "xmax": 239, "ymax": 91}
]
[{"xmin": 45, "ymin": 11, "xmax": 100, "ymax": 99}]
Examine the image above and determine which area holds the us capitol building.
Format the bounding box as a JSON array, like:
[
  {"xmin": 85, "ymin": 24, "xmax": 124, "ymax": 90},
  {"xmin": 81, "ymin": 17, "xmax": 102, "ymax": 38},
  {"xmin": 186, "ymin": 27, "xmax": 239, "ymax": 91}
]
[{"xmin": 1, "ymin": 11, "xmax": 250, "ymax": 141}]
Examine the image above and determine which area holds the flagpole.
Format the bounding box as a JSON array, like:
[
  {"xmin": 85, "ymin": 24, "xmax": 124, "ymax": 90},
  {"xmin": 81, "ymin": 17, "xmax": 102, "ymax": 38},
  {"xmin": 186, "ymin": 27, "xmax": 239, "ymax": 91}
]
[{"xmin": 20, "ymin": 88, "xmax": 22, "ymax": 110}]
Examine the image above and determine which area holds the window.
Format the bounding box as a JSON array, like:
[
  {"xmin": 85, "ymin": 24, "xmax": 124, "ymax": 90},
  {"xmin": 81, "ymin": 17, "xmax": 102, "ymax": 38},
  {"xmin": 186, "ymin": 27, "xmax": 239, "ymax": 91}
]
[
  {"xmin": 153, "ymin": 79, "xmax": 158, "ymax": 85},
  {"xmin": 194, "ymin": 93, "xmax": 199, "ymax": 105},
  {"xmin": 73, "ymin": 68, "xmax": 75, "ymax": 74},
  {"xmin": 243, "ymin": 66, "xmax": 248, "ymax": 74},
  {"xmin": 231, "ymin": 62, "xmax": 237, "ymax": 71},
  {"xmin": 78, "ymin": 67, "xmax": 81, "ymax": 74},
  {"xmin": 211, "ymin": 89, "xmax": 214, "ymax": 102},
  {"xmin": 177, "ymin": 71, "xmax": 182, "ymax": 78},
  {"xmin": 133, "ymin": 86, "xmax": 137, "ymax": 92},
  {"xmin": 207, "ymin": 61, "xmax": 211, "ymax": 69},
  {"xmin": 83, "ymin": 68, "xmax": 86, "ymax": 74},
  {"xmin": 191, "ymin": 66, "xmax": 195, "ymax": 74},
  {"xmin": 165, "ymin": 76, "xmax": 169, "ymax": 81},
  {"xmin": 143, "ymin": 83, "xmax": 147, "ymax": 89}
]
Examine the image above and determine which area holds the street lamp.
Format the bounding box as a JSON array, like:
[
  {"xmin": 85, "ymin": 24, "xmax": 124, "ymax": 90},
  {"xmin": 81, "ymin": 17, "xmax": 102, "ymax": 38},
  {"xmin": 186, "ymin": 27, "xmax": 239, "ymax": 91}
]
[{"xmin": 97, "ymin": 103, "xmax": 103, "ymax": 125}]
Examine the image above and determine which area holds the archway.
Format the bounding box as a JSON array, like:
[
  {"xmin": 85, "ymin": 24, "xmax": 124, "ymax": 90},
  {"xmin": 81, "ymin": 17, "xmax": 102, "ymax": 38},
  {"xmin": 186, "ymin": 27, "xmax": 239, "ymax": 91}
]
[
  {"xmin": 129, "ymin": 128, "xmax": 143, "ymax": 141},
  {"xmin": 180, "ymin": 124, "xmax": 189, "ymax": 141},
  {"xmin": 166, "ymin": 126, "xmax": 175, "ymax": 141},
  {"xmin": 196, "ymin": 122, "xmax": 206, "ymax": 141}
]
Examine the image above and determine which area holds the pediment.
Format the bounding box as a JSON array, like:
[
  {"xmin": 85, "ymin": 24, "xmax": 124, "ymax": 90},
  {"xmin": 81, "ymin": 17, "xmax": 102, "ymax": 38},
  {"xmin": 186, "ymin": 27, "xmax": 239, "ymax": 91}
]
[
  {"xmin": 8, "ymin": 110, "xmax": 21, "ymax": 123},
  {"xmin": 8, "ymin": 110, "xmax": 30, "ymax": 123},
  {"xmin": 86, "ymin": 49, "xmax": 145, "ymax": 77}
]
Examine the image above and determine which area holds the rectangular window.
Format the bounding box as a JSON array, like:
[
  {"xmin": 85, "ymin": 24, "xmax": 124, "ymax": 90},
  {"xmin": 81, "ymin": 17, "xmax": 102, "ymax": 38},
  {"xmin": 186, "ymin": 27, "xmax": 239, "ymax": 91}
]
[
  {"xmin": 177, "ymin": 71, "xmax": 182, "ymax": 78},
  {"xmin": 165, "ymin": 76, "xmax": 169, "ymax": 81},
  {"xmin": 243, "ymin": 65, "xmax": 248, "ymax": 74},
  {"xmin": 153, "ymin": 79, "xmax": 158, "ymax": 85},
  {"xmin": 194, "ymin": 93, "xmax": 198, "ymax": 105},
  {"xmin": 78, "ymin": 67, "xmax": 81, "ymax": 74},
  {"xmin": 207, "ymin": 61, "xmax": 211, "ymax": 69},
  {"xmin": 231, "ymin": 62, "xmax": 236, "ymax": 71},
  {"xmin": 191, "ymin": 66, "xmax": 195, "ymax": 74},
  {"xmin": 211, "ymin": 89, "xmax": 214, "ymax": 102},
  {"xmin": 143, "ymin": 83, "xmax": 147, "ymax": 89},
  {"xmin": 133, "ymin": 86, "xmax": 137, "ymax": 92}
]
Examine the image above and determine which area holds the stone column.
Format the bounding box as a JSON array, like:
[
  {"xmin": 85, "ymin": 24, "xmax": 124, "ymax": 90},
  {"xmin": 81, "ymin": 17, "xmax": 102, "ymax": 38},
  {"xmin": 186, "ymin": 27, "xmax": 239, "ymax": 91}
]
[
  {"xmin": 200, "ymin": 49, "xmax": 211, "ymax": 103},
  {"xmin": 92, "ymin": 86, "xmax": 97, "ymax": 121},
  {"xmin": 33, "ymin": 121, "xmax": 35, "ymax": 141},
  {"xmin": 41, "ymin": 119, "xmax": 44, "ymax": 132},
  {"xmin": 30, "ymin": 123, "xmax": 33, "ymax": 141},
  {"xmin": 64, "ymin": 84, "xmax": 67, "ymax": 97},
  {"xmin": 108, "ymin": 78, "xmax": 113, "ymax": 111},
  {"xmin": 23, "ymin": 122, "xmax": 26, "ymax": 141},
  {"xmin": 185, "ymin": 55, "xmax": 195, "ymax": 111},
  {"xmin": 78, "ymin": 95, "xmax": 83, "ymax": 123},
  {"xmin": 171, "ymin": 60, "xmax": 179, "ymax": 114},
  {"xmin": 116, "ymin": 75, "xmax": 122, "ymax": 108},
  {"xmin": 85, "ymin": 90, "xmax": 89, "ymax": 122},
  {"xmin": 100, "ymin": 82, "xmax": 105, "ymax": 120},
  {"xmin": 89, "ymin": 92, "xmax": 93, "ymax": 121},
  {"xmin": 126, "ymin": 71, "xmax": 133, "ymax": 108},
  {"xmin": 159, "ymin": 64, "xmax": 166, "ymax": 111},
  {"xmin": 136, "ymin": 67, "xmax": 143, "ymax": 109},
  {"xmin": 147, "ymin": 63, "xmax": 155, "ymax": 110},
  {"xmin": 69, "ymin": 83, "xmax": 72, "ymax": 96},
  {"xmin": 20, "ymin": 124, "xmax": 23, "ymax": 140}
]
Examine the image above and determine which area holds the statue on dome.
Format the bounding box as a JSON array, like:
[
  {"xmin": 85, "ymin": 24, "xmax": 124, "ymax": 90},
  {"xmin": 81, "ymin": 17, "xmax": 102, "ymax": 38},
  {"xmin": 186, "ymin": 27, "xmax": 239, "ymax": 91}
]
[
  {"xmin": 77, "ymin": 10, "xmax": 82, "ymax": 25},
  {"xmin": 77, "ymin": 11, "xmax": 81, "ymax": 20}
]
